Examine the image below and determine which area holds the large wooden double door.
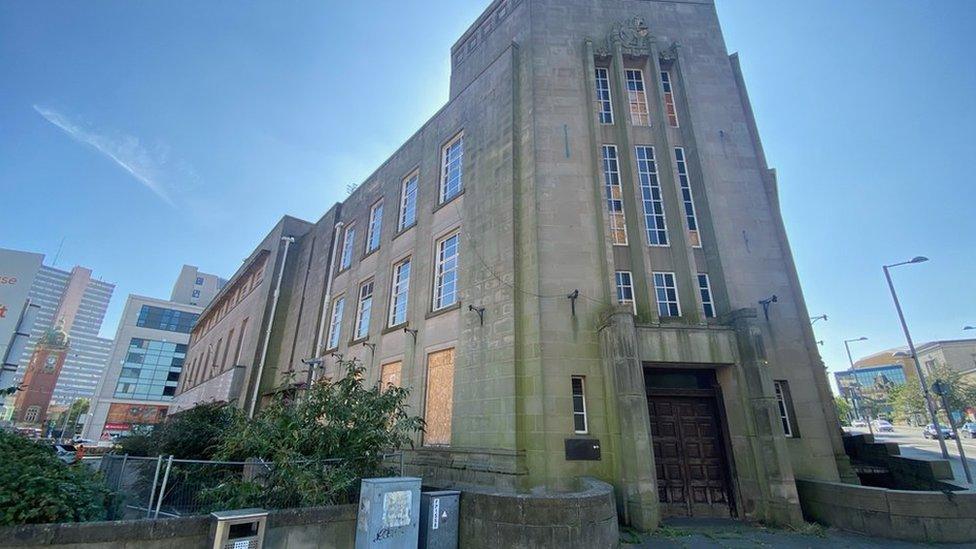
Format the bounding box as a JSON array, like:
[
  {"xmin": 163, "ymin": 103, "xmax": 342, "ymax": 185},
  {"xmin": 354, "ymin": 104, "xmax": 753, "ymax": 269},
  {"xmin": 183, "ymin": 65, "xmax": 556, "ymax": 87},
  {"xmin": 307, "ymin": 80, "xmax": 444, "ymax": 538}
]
[{"xmin": 647, "ymin": 393, "xmax": 734, "ymax": 518}]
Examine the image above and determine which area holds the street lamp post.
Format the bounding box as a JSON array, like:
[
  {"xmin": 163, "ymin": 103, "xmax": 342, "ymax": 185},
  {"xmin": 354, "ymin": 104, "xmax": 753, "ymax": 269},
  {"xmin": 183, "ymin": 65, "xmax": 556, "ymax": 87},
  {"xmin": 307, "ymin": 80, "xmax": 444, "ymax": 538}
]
[
  {"xmin": 931, "ymin": 379, "xmax": 973, "ymax": 484},
  {"xmin": 844, "ymin": 336, "xmax": 873, "ymax": 436},
  {"xmin": 883, "ymin": 256, "xmax": 950, "ymax": 460}
]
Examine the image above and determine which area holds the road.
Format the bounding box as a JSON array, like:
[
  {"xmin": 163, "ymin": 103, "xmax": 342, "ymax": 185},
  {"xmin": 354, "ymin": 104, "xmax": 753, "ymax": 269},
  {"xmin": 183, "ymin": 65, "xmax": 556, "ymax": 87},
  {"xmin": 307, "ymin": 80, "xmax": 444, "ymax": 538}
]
[{"xmin": 846, "ymin": 425, "xmax": 976, "ymax": 489}]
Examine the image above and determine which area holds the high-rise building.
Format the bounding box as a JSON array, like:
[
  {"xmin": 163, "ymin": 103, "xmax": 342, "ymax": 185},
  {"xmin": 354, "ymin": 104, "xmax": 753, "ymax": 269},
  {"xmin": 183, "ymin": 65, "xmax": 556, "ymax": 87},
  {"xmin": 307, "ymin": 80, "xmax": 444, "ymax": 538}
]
[
  {"xmin": 82, "ymin": 265, "xmax": 220, "ymax": 440},
  {"xmin": 175, "ymin": 0, "xmax": 855, "ymax": 527},
  {"xmin": 0, "ymin": 248, "xmax": 115, "ymax": 412}
]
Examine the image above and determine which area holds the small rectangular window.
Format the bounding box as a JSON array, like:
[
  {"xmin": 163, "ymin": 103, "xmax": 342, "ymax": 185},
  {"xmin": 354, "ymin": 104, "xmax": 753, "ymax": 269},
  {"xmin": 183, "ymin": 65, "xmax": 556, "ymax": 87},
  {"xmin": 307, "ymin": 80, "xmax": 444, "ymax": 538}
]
[
  {"xmin": 433, "ymin": 232, "xmax": 460, "ymax": 310},
  {"xmin": 339, "ymin": 224, "xmax": 356, "ymax": 270},
  {"xmin": 601, "ymin": 145, "xmax": 628, "ymax": 245},
  {"xmin": 355, "ymin": 280, "xmax": 374, "ymax": 340},
  {"xmin": 774, "ymin": 380, "xmax": 799, "ymax": 438},
  {"xmin": 625, "ymin": 69, "xmax": 649, "ymax": 126},
  {"xmin": 635, "ymin": 145, "xmax": 668, "ymax": 246},
  {"xmin": 653, "ymin": 272, "xmax": 681, "ymax": 317},
  {"xmin": 366, "ymin": 201, "xmax": 383, "ymax": 253},
  {"xmin": 661, "ymin": 71, "xmax": 679, "ymax": 127},
  {"xmin": 571, "ymin": 376, "xmax": 588, "ymax": 434},
  {"xmin": 615, "ymin": 271, "xmax": 635, "ymax": 314},
  {"xmin": 326, "ymin": 296, "xmax": 344, "ymax": 350},
  {"xmin": 398, "ymin": 172, "xmax": 418, "ymax": 230},
  {"xmin": 698, "ymin": 274, "xmax": 715, "ymax": 318},
  {"xmin": 673, "ymin": 147, "xmax": 701, "ymax": 247},
  {"xmin": 595, "ymin": 67, "xmax": 614, "ymax": 124},
  {"xmin": 195, "ymin": 277, "xmax": 204, "ymax": 285},
  {"xmin": 440, "ymin": 133, "xmax": 464, "ymax": 204},
  {"xmin": 388, "ymin": 257, "xmax": 411, "ymax": 327}
]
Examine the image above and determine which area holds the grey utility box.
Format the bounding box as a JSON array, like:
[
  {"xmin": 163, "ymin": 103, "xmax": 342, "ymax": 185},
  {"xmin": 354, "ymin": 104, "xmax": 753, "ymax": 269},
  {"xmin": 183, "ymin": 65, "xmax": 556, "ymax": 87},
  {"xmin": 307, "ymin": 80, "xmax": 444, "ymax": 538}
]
[
  {"xmin": 419, "ymin": 490, "xmax": 460, "ymax": 549},
  {"xmin": 355, "ymin": 477, "xmax": 421, "ymax": 549},
  {"xmin": 211, "ymin": 508, "xmax": 268, "ymax": 549}
]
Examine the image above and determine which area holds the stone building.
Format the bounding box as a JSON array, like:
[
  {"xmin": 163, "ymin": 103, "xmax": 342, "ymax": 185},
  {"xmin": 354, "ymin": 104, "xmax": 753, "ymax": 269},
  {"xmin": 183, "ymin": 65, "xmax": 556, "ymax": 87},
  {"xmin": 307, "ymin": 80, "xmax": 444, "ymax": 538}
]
[{"xmin": 175, "ymin": 0, "xmax": 853, "ymax": 528}]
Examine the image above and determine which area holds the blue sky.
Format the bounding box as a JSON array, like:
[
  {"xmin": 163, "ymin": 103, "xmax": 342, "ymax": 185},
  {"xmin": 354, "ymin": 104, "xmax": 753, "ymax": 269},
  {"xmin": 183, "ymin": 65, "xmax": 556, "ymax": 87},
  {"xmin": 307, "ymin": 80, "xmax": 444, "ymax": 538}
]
[{"xmin": 1, "ymin": 1, "xmax": 974, "ymax": 389}]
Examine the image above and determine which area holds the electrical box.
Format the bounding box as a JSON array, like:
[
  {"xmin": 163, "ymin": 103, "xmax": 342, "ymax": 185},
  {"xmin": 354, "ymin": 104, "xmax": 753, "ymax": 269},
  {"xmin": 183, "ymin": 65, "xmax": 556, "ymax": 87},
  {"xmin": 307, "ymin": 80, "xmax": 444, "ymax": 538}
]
[
  {"xmin": 419, "ymin": 490, "xmax": 460, "ymax": 549},
  {"xmin": 565, "ymin": 438, "xmax": 601, "ymax": 460},
  {"xmin": 355, "ymin": 477, "xmax": 421, "ymax": 549},
  {"xmin": 211, "ymin": 508, "xmax": 268, "ymax": 549}
]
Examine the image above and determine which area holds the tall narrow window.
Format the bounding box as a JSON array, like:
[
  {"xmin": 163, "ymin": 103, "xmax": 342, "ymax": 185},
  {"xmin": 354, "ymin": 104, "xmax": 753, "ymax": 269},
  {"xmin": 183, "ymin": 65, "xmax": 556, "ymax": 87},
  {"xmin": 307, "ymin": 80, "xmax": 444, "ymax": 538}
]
[
  {"xmin": 698, "ymin": 274, "xmax": 715, "ymax": 318},
  {"xmin": 653, "ymin": 272, "xmax": 681, "ymax": 317},
  {"xmin": 571, "ymin": 376, "xmax": 588, "ymax": 434},
  {"xmin": 661, "ymin": 71, "xmax": 679, "ymax": 127},
  {"xmin": 355, "ymin": 280, "xmax": 374, "ymax": 340},
  {"xmin": 774, "ymin": 380, "xmax": 799, "ymax": 438},
  {"xmin": 635, "ymin": 145, "xmax": 668, "ymax": 246},
  {"xmin": 366, "ymin": 202, "xmax": 383, "ymax": 254},
  {"xmin": 595, "ymin": 67, "xmax": 614, "ymax": 124},
  {"xmin": 601, "ymin": 145, "xmax": 628, "ymax": 245},
  {"xmin": 233, "ymin": 318, "xmax": 249, "ymax": 366},
  {"xmin": 389, "ymin": 257, "xmax": 411, "ymax": 327},
  {"xmin": 625, "ymin": 69, "xmax": 649, "ymax": 126},
  {"xmin": 326, "ymin": 298, "xmax": 344, "ymax": 350},
  {"xmin": 398, "ymin": 172, "xmax": 418, "ymax": 231},
  {"xmin": 673, "ymin": 147, "xmax": 701, "ymax": 247},
  {"xmin": 615, "ymin": 271, "xmax": 635, "ymax": 314},
  {"xmin": 433, "ymin": 232, "xmax": 460, "ymax": 310},
  {"xmin": 339, "ymin": 224, "xmax": 356, "ymax": 270},
  {"xmin": 424, "ymin": 348, "xmax": 455, "ymax": 446},
  {"xmin": 440, "ymin": 133, "xmax": 464, "ymax": 204}
]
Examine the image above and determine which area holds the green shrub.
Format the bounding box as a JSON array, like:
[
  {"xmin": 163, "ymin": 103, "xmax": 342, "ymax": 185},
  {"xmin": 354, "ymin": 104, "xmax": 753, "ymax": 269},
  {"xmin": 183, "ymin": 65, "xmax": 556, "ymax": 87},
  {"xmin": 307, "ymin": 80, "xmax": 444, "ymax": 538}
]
[
  {"xmin": 118, "ymin": 401, "xmax": 239, "ymax": 459},
  {"xmin": 0, "ymin": 431, "xmax": 114, "ymax": 525}
]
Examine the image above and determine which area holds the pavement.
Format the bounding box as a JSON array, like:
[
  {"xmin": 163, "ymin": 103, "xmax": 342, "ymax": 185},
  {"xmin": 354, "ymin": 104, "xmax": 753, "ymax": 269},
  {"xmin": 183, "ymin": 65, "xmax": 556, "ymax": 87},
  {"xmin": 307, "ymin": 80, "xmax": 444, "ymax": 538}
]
[
  {"xmin": 631, "ymin": 518, "xmax": 972, "ymax": 548},
  {"xmin": 847, "ymin": 424, "xmax": 976, "ymax": 488}
]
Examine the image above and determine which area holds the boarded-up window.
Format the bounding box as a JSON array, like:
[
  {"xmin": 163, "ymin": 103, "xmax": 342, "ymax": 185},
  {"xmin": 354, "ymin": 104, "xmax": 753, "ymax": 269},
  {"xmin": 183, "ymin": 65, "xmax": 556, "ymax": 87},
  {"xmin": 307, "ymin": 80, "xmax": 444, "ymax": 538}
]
[
  {"xmin": 424, "ymin": 348, "xmax": 455, "ymax": 446},
  {"xmin": 381, "ymin": 361, "xmax": 402, "ymax": 390}
]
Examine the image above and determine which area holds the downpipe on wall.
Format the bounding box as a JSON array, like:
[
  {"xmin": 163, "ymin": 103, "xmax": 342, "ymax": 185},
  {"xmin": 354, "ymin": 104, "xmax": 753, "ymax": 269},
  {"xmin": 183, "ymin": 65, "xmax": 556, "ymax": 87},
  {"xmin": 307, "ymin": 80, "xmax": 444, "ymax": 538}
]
[{"xmin": 248, "ymin": 235, "xmax": 295, "ymax": 418}]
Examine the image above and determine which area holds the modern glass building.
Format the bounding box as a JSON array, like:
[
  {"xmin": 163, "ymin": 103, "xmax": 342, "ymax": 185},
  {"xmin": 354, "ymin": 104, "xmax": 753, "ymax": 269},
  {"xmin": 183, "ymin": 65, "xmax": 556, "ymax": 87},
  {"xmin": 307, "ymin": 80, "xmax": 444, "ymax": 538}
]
[{"xmin": 834, "ymin": 363, "xmax": 907, "ymax": 398}]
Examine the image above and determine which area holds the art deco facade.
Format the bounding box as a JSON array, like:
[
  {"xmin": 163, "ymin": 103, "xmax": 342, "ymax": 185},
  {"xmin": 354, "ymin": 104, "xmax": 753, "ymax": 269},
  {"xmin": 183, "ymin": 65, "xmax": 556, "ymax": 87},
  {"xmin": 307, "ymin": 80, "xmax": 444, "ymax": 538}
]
[{"xmin": 175, "ymin": 0, "xmax": 853, "ymax": 527}]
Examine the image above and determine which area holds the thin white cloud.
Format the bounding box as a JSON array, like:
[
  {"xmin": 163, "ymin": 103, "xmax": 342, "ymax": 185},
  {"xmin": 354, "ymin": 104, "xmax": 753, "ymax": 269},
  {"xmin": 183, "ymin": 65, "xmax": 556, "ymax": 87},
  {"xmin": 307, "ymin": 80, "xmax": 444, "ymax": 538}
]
[{"xmin": 33, "ymin": 105, "xmax": 176, "ymax": 206}]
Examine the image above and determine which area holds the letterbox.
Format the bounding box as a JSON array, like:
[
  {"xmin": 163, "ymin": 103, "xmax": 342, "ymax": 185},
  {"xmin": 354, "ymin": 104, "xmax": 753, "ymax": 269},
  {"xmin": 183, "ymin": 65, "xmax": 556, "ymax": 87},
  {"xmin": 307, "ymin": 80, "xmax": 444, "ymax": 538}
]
[
  {"xmin": 211, "ymin": 508, "xmax": 268, "ymax": 549},
  {"xmin": 419, "ymin": 490, "xmax": 460, "ymax": 549},
  {"xmin": 355, "ymin": 477, "xmax": 422, "ymax": 548}
]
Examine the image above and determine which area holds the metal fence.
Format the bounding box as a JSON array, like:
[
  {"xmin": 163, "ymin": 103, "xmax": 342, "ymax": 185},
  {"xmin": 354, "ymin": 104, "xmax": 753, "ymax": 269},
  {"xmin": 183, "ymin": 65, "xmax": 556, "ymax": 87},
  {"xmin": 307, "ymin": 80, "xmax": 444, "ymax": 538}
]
[{"xmin": 98, "ymin": 452, "xmax": 404, "ymax": 519}]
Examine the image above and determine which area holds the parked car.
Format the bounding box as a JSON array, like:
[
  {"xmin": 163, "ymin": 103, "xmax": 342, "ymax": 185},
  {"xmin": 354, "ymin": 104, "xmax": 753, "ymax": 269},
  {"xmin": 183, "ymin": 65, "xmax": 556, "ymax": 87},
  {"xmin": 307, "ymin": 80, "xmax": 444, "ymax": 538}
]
[
  {"xmin": 872, "ymin": 419, "xmax": 894, "ymax": 432},
  {"xmin": 958, "ymin": 422, "xmax": 976, "ymax": 439},
  {"xmin": 922, "ymin": 424, "xmax": 954, "ymax": 440},
  {"xmin": 52, "ymin": 443, "xmax": 79, "ymax": 464},
  {"xmin": 851, "ymin": 419, "xmax": 868, "ymax": 428}
]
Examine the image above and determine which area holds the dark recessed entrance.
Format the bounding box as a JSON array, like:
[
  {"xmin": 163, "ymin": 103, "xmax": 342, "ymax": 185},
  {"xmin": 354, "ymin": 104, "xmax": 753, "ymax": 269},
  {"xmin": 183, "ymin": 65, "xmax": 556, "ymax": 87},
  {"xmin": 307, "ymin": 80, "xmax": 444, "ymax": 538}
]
[{"xmin": 645, "ymin": 368, "xmax": 735, "ymax": 518}]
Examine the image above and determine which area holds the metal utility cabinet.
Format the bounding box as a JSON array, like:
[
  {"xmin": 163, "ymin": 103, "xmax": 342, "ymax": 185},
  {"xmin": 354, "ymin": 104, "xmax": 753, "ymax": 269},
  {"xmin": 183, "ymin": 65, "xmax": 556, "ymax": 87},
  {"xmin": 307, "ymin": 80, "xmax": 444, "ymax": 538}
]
[
  {"xmin": 355, "ymin": 477, "xmax": 422, "ymax": 548},
  {"xmin": 211, "ymin": 508, "xmax": 268, "ymax": 549},
  {"xmin": 419, "ymin": 490, "xmax": 460, "ymax": 549}
]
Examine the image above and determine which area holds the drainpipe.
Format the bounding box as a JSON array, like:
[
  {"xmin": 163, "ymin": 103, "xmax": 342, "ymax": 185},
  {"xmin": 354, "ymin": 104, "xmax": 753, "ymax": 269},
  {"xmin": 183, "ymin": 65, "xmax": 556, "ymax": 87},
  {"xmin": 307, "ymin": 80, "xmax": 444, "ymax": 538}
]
[
  {"xmin": 312, "ymin": 221, "xmax": 344, "ymax": 361},
  {"xmin": 248, "ymin": 235, "xmax": 295, "ymax": 418}
]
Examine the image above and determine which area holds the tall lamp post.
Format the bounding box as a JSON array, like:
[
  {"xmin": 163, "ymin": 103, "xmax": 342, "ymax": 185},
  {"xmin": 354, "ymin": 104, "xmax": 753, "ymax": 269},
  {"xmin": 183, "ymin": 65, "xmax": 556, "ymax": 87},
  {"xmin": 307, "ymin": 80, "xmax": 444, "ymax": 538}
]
[
  {"xmin": 883, "ymin": 256, "xmax": 950, "ymax": 460},
  {"xmin": 844, "ymin": 336, "xmax": 872, "ymax": 436}
]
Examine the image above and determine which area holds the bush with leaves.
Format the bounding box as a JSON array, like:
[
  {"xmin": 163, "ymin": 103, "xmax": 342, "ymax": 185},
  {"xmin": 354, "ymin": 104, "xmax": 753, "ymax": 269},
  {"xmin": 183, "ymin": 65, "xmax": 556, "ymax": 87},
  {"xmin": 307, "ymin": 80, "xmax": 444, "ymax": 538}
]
[
  {"xmin": 118, "ymin": 401, "xmax": 240, "ymax": 459},
  {"xmin": 0, "ymin": 430, "xmax": 114, "ymax": 525}
]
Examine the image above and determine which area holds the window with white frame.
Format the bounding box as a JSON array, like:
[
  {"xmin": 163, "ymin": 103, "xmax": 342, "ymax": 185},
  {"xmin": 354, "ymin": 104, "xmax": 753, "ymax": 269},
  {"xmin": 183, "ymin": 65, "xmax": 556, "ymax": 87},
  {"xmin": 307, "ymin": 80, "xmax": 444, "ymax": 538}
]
[
  {"xmin": 398, "ymin": 172, "xmax": 418, "ymax": 231},
  {"xmin": 355, "ymin": 280, "xmax": 374, "ymax": 340},
  {"xmin": 635, "ymin": 145, "xmax": 668, "ymax": 246},
  {"xmin": 571, "ymin": 376, "xmax": 588, "ymax": 433},
  {"xmin": 601, "ymin": 145, "xmax": 628, "ymax": 245},
  {"xmin": 366, "ymin": 201, "xmax": 383, "ymax": 254},
  {"xmin": 595, "ymin": 67, "xmax": 614, "ymax": 124},
  {"xmin": 774, "ymin": 380, "xmax": 798, "ymax": 438},
  {"xmin": 653, "ymin": 272, "xmax": 681, "ymax": 317},
  {"xmin": 661, "ymin": 71, "xmax": 679, "ymax": 127},
  {"xmin": 698, "ymin": 274, "xmax": 715, "ymax": 318},
  {"xmin": 440, "ymin": 133, "xmax": 464, "ymax": 204},
  {"xmin": 625, "ymin": 69, "xmax": 649, "ymax": 126},
  {"xmin": 339, "ymin": 224, "xmax": 356, "ymax": 270},
  {"xmin": 673, "ymin": 147, "xmax": 701, "ymax": 247},
  {"xmin": 615, "ymin": 271, "xmax": 635, "ymax": 314},
  {"xmin": 24, "ymin": 405, "xmax": 40, "ymax": 423},
  {"xmin": 433, "ymin": 232, "xmax": 460, "ymax": 310},
  {"xmin": 326, "ymin": 296, "xmax": 344, "ymax": 350},
  {"xmin": 388, "ymin": 257, "xmax": 411, "ymax": 327}
]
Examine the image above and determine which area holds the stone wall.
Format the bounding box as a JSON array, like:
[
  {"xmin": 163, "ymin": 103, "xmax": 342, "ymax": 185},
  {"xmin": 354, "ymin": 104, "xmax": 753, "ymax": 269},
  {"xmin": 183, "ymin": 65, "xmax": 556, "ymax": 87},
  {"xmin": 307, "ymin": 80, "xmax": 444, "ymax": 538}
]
[
  {"xmin": 796, "ymin": 479, "xmax": 976, "ymax": 544},
  {"xmin": 0, "ymin": 504, "xmax": 356, "ymax": 548}
]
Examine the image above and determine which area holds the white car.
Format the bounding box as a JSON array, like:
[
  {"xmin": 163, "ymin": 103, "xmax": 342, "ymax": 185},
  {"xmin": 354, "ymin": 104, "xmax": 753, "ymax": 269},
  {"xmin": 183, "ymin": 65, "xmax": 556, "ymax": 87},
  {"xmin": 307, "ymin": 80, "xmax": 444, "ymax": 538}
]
[
  {"xmin": 851, "ymin": 419, "xmax": 868, "ymax": 428},
  {"xmin": 872, "ymin": 420, "xmax": 894, "ymax": 432}
]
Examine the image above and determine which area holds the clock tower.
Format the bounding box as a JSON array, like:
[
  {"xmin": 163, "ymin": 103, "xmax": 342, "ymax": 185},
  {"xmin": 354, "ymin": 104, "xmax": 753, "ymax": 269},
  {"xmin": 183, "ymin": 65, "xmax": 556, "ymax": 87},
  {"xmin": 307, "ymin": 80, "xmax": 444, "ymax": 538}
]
[{"xmin": 13, "ymin": 321, "xmax": 70, "ymax": 425}]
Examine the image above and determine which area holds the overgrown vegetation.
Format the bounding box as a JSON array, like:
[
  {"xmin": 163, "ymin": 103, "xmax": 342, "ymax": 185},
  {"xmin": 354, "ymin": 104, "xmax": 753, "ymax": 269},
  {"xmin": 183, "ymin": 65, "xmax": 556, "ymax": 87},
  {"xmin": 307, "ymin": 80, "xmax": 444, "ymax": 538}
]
[
  {"xmin": 889, "ymin": 364, "xmax": 976, "ymax": 425},
  {"xmin": 118, "ymin": 401, "xmax": 237, "ymax": 459},
  {"xmin": 0, "ymin": 430, "xmax": 114, "ymax": 525}
]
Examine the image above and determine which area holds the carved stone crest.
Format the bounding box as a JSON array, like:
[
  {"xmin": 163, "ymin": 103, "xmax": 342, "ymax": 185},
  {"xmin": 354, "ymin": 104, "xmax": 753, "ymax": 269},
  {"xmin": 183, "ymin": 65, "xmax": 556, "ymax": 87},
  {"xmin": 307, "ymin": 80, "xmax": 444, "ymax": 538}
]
[{"xmin": 595, "ymin": 16, "xmax": 654, "ymax": 57}]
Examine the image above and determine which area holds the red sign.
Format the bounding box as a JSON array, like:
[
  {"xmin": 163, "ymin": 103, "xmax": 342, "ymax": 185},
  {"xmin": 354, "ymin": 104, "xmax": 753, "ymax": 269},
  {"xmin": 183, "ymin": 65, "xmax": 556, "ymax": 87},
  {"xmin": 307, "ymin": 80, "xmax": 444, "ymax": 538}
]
[{"xmin": 103, "ymin": 422, "xmax": 131, "ymax": 431}]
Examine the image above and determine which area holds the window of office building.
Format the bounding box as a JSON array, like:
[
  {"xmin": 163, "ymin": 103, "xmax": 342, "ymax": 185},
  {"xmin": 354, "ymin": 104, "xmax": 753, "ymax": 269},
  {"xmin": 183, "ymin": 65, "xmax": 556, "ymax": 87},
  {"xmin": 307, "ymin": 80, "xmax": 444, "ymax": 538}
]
[
  {"xmin": 673, "ymin": 147, "xmax": 701, "ymax": 247},
  {"xmin": 601, "ymin": 145, "xmax": 628, "ymax": 245},
  {"xmin": 195, "ymin": 276, "xmax": 204, "ymax": 285},
  {"xmin": 440, "ymin": 133, "xmax": 464, "ymax": 204},
  {"xmin": 136, "ymin": 305, "xmax": 199, "ymax": 334},
  {"xmin": 366, "ymin": 201, "xmax": 383, "ymax": 254},
  {"xmin": 635, "ymin": 145, "xmax": 668, "ymax": 246},
  {"xmin": 326, "ymin": 297, "xmax": 344, "ymax": 350},
  {"xmin": 339, "ymin": 224, "xmax": 356, "ymax": 270},
  {"xmin": 615, "ymin": 271, "xmax": 635, "ymax": 314},
  {"xmin": 661, "ymin": 71, "xmax": 679, "ymax": 127},
  {"xmin": 595, "ymin": 67, "xmax": 614, "ymax": 124},
  {"xmin": 653, "ymin": 272, "xmax": 681, "ymax": 317},
  {"xmin": 398, "ymin": 172, "xmax": 418, "ymax": 231},
  {"xmin": 389, "ymin": 257, "xmax": 411, "ymax": 327},
  {"xmin": 433, "ymin": 232, "xmax": 460, "ymax": 310},
  {"xmin": 572, "ymin": 376, "xmax": 588, "ymax": 434},
  {"xmin": 698, "ymin": 274, "xmax": 715, "ymax": 318},
  {"xmin": 625, "ymin": 69, "xmax": 649, "ymax": 126},
  {"xmin": 774, "ymin": 380, "xmax": 799, "ymax": 438},
  {"xmin": 24, "ymin": 406, "xmax": 40, "ymax": 423},
  {"xmin": 113, "ymin": 338, "xmax": 186, "ymax": 401},
  {"xmin": 381, "ymin": 361, "xmax": 402, "ymax": 389},
  {"xmin": 424, "ymin": 348, "xmax": 455, "ymax": 446},
  {"xmin": 355, "ymin": 280, "xmax": 374, "ymax": 340}
]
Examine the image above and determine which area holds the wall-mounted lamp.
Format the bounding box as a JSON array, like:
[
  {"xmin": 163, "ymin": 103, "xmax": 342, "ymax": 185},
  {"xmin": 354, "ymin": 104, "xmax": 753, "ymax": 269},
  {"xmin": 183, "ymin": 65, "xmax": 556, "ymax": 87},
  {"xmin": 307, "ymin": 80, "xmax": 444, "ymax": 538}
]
[
  {"xmin": 567, "ymin": 289, "xmax": 579, "ymax": 317},
  {"xmin": 403, "ymin": 327, "xmax": 418, "ymax": 344},
  {"xmin": 758, "ymin": 295, "xmax": 777, "ymax": 321},
  {"xmin": 468, "ymin": 305, "xmax": 486, "ymax": 326},
  {"xmin": 810, "ymin": 314, "xmax": 828, "ymax": 325},
  {"xmin": 816, "ymin": 340, "xmax": 825, "ymax": 346}
]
